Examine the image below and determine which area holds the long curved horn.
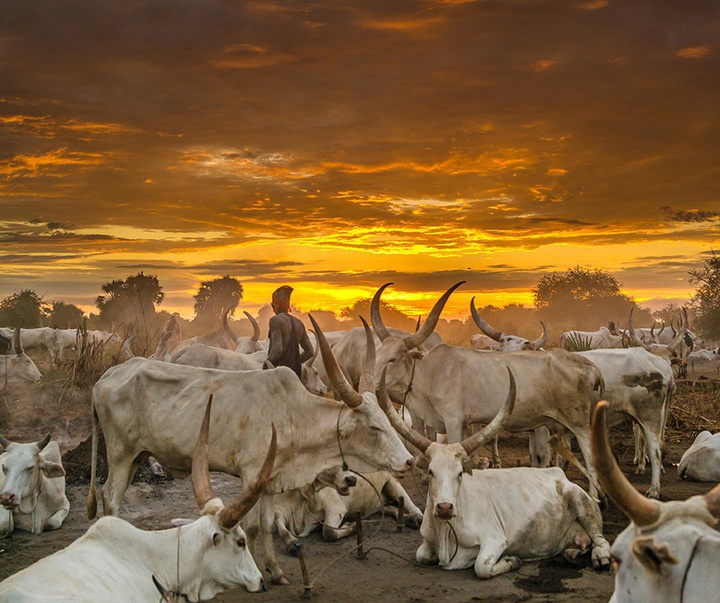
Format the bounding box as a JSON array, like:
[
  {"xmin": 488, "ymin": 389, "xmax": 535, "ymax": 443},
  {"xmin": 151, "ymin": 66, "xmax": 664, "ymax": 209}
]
[
  {"xmin": 370, "ymin": 283, "xmax": 394, "ymax": 342},
  {"xmin": 415, "ymin": 315, "xmax": 421, "ymax": 332},
  {"xmin": 358, "ymin": 316, "xmax": 376, "ymax": 395},
  {"xmin": 591, "ymin": 401, "xmax": 660, "ymax": 526},
  {"xmin": 470, "ymin": 297, "xmax": 502, "ymax": 341},
  {"xmin": 627, "ymin": 308, "xmax": 651, "ymax": 351},
  {"xmin": 665, "ymin": 307, "xmax": 688, "ymax": 355},
  {"xmin": 192, "ymin": 395, "xmax": 216, "ymax": 511},
  {"xmin": 34, "ymin": 433, "xmax": 52, "ymax": 451},
  {"xmin": 243, "ymin": 311, "xmax": 260, "ymax": 343},
  {"xmin": 403, "ymin": 281, "xmax": 465, "ymax": 350},
  {"xmin": 309, "ymin": 314, "xmax": 363, "ymax": 408},
  {"xmin": 378, "ymin": 367, "xmax": 432, "ymax": 453},
  {"xmin": 218, "ymin": 423, "xmax": 277, "ymax": 529},
  {"xmin": 529, "ymin": 322, "xmax": 548, "ymax": 350},
  {"xmin": 460, "ymin": 368, "xmax": 516, "ymax": 456},
  {"xmin": 222, "ymin": 305, "xmax": 239, "ymax": 341},
  {"xmin": 12, "ymin": 326, "xmax": 22, "ymax": 355},
  {"xmin": 305, "ymin": 330, "xmax": 320, "ymax": 366}
]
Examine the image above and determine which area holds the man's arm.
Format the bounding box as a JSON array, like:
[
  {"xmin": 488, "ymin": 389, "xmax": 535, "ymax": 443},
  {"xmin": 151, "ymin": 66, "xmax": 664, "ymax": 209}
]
[
  {"xmin": 298, "ymin": 324, "xmax": 314, "ymax": 365},
  {"xmin": 265, "ymin": 314, "xmax": 287, "ymax": 367}
]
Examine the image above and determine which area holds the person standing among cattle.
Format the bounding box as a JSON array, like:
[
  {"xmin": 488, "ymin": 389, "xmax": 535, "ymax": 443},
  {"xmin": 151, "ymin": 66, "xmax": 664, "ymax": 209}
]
[{"xmin": 264, "ymin": 285, "xmax": 314, "ymax": 378}]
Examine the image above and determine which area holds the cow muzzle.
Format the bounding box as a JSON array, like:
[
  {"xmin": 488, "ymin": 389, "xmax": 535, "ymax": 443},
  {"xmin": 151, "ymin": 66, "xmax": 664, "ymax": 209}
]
[
  {"xmin": 434, "ymin": 502, "xmax": 455, "ymax": 520},
  {"xmin": 0, "ymin": 493, "xmax": 17, "ymax": 509}
]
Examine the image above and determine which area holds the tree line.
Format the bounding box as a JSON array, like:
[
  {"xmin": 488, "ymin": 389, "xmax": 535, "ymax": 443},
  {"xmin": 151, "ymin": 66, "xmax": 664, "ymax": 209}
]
[{"xmin": 1, "ymin": 255, "xmax": 718, "ymax": 348}]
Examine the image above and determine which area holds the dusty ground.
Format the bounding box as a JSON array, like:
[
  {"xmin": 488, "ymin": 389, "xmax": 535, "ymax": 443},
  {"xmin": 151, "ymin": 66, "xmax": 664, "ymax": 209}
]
[{"xmin": 1, "ymin": 356, "xmax": 719, "ymax": 603}]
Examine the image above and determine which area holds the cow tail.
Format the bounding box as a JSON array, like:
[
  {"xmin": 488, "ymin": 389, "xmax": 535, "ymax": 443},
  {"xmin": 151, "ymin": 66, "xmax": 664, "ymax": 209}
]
[{"xmin": 87, "ymin": 405, "xmax": 99, "ymax": 519}]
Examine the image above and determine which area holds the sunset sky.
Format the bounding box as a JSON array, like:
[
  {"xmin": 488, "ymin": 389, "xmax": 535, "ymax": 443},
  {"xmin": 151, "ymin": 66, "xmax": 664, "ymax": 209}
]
[{"xmin": 1, "ymin": 0, "xmax": 718, "ymax": 321}]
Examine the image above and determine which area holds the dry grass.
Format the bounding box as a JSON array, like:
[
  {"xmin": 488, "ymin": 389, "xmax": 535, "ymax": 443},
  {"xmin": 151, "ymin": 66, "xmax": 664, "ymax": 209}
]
[{"xmin": 666, "ymin": 380, "xmax": 720, "ymax": 443}]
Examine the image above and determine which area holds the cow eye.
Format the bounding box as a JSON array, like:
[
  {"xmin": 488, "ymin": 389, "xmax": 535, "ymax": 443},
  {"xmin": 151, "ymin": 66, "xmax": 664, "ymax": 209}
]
[
  {"xmin": 457, "ymin": 471, "xmax": 463, "ymax": 479},
  {"xmin": 428, "ymin": 470, "xmax": 434, "ymax": 477},
  {"xmin": 1, "ymin": 466, "xmax": 6, "ymax": 475},
  {"xmin": 236, "ymin": 538, "xmax": 246, "ymax": 549}
]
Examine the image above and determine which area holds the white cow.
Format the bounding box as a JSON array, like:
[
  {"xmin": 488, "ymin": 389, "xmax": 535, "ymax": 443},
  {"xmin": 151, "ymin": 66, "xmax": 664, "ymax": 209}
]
[
  {"xmin": 170, "ymin": 340, "xmax": 327, "ymax": 396},
  {"xmin": 380, "ymin": 368, "xmax": 611, "ymax": 578},
  {"xmin": 469, "ymin": 297, "xmax": 547, "ymax": 351},
  {"xmin": 560, "ymin": 326, "xmax": 626, "ymax": 350},
  {"xmin": 0, "ymin": 399, "xmax": 273, "ymax": 601},
  {"xmin": 678, "ymin": 431, "xmax": 720, "ymax": 482},
  {"xmin": 591, "ymin": 401, "xmax": 720, "ymax": 603},
  {"xmin": 0, "ymin": 434, "xmax": 69, "ymax": 537},
  {"xmin": 688, "ymin": 348, "xmax": 719, "ymax": 362},
  {"xmin": 152, "ymin": 315, "xmax": 232, "ymax": 361},
  {"xmin": 0, "ymin": 326, "xmax": 58, "ymax": 363},
  {"xmin": 0, "ymin": 327, "xmax": 43, "ymax": 386},
  {"xmin": 88, "ymin": 317, "xmax": 413, "ymax": 584},
  {"xmin": 259, "ymin": 467, "xmax": 424, "ymax": 555},
  {"xmin": 223, "ymin": 308, "xmax": 265, "ymax": 353}
]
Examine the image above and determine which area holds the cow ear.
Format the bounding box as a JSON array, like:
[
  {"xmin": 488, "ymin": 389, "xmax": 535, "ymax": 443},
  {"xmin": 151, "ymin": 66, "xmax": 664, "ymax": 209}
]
[
  {"xmin": 39, "ymin": 459, "xmax": 65, "ymax": 479},
  {"xmin": 413, "ymin": 455, "xmax": 429, "ymax": 470},
  {"xmin": 462, "ymin": 459, "xmax": 474, "ymax": 474},
  {"xmin": 409, "ymin": 350, "xmax": 425, "ymax": 361},
  {"xmin": 631, "ymin": 535, "xmax": 678, "ymax": 575},
  {"xmin": 212, "ymin": 532, "xmax": 223, "ymax": 546}
]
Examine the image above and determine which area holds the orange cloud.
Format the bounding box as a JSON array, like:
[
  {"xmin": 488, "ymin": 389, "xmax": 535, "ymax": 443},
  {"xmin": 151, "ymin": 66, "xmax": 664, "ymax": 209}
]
[
  {"xmin": 676, "ymin": 46, "xmax": 711, "ymax": 59},
  {"xmin": 0, "ymin": 148, "xmax": 104, "ymax": 178},
  {"xmin": 532, "ymin": 59, "xmax": 559, "ymax": 72}
]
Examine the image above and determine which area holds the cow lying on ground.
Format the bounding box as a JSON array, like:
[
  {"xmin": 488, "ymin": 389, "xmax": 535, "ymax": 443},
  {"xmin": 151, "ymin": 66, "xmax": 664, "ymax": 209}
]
[
  {"xmin": 248, "ymin": 467, "xmax": 424, "ymax": 556},
  {"xmin": 678, "ymin": 431, "xmax": 720, "ymax": 482},
  {"xmin": 379, "ymin": 368, "xmax": 612, "ymax": 578},
  {"xmin": 0, "ymin": 398, "xmax": 274, "ymax": 601},
  {"xmin": 591, "ymin": 401, "xmax": 720, "ymax": 603},
  {"xmin": 0, "ymin": 433, "xmax": 69, "ymax": 537},
  {"xmin": 0, "ymin": 327, "xmax": 42, "ymax": 387}
]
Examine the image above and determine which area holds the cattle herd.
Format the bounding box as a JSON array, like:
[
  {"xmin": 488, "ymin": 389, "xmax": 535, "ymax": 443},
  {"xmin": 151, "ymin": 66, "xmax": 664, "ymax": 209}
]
[{"xmin": 1, "ymin": 282, "xmax": 719, "ymax": 602}]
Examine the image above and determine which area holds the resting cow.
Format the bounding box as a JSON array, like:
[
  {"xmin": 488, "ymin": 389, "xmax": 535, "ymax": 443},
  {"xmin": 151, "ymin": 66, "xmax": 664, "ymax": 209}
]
[
  {"xmin": 0, "ymin": 398, "xmax": 273, "ymax": 602},
  {"xmin": 591, "ymin": 401, "xmax": 720, "ymax": 603},
  {"xmin": 380, "ymin": 367, "xmax": 612, "ymax": 579},
  {"xmin": 0, "ymin": 433, "xmax": 69, "ymax": 537},
  {"xmin": 0, "ymin": 327, "xmax": 42, "ymax": 387},
  {"xmin": 678, "ymin": 431, "xmax": 720, "ymax": 482}
]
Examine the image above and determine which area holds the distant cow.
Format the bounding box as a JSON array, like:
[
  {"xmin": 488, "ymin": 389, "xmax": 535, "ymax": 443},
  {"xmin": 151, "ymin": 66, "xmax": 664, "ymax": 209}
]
[
  {"xmin": 678, "ymin": 431, "xmax": 720, "ymax": 482},
  {"xmin": 470, "ymin": 297, "xmax": 547, "ymax": 351},
  {"xmin": 0, "ymin": 327, "xmax": 43, "ymax": 387},
  {"xmin": 0, "ymin": 433, "xmax": 69, "ymax": 537}
]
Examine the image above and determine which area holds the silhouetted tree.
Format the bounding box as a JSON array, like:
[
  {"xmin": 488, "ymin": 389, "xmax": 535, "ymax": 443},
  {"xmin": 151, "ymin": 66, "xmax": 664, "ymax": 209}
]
[
  {"xmin": 533, "ymin": 266, "xmax": 641, "ymax": 330},
  {"xmin": 96, "ymin": 272, "xmax": 165, "ymax": 341},
  {"xmin": 49, "ymin": 301, "xmax": 85, "ymax": 328},
  {"xmin": 689, "ymin": 250, "xmax": 720, "ymax": 340},
  {"xmin": 193, "ymin": 275, "xmax": 243, "ymax": 330},
  {"xmin": 0, "ymin": 289, "xmax": 48, "ymax": 327},
  {"xmin": 339, "ymin": 298, "xmax": 415, "ymax": 331}
]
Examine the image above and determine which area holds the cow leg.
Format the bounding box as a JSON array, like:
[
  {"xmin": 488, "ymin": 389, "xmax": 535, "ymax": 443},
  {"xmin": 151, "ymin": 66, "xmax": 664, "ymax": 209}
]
[
  {"xmin": 473, "ymin": 539, "xmax": 521, "ymax": 579},
  {"xmin": 528, "ymin": 426, "xmax": 552, "ymax": 468},
  {"xmin": 563, "ymin": 483, "xmax": 611, "ymax": 570},
  {"xmin": 43, "ymin": 506, "xmax": 69, "ymax": 531},
  {"xmin": 321, "ymin": 504, "xmax": 354, "ymax": 542},
  {"xmin": 381, "ymin": 479, "xmax": 424, "ymax": 527},
  {"xmin": 0, "ymin": 507, "xmax": 13, "ymax": 538},
  {"xmin": 573, "ymin": 431, "xmax": 600, "ymax": 501},
  {"xmin": 632, "ymin": 423, "xmax": 648, "ymax": 474},
  {"xmin": 258, "ymin": 496, "xmax": 288, "ymax": 585},
  {"xmin": 416, "ymin": 540, "xmax": 439, "ymax": 566},
  {"xmin": 102, "ymin": 455, "xmax": 139, "ymax": 516},
  {"xmin": 491, "ymin": 436, "xmax": 501, "ymax": 468},
  {"xmin": 639, "ymin": 425, "xmax": 663, "ymax": 499},
  {"xmin": 274, "ymin": 512, "xmax": 300, "ymax": 556}
]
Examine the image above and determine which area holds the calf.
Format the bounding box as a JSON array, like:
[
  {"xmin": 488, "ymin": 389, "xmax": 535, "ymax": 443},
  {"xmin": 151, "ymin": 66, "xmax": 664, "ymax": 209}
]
[{"xmin": 0, "ymin": 433, "xmax": 69, "ymax": 537}]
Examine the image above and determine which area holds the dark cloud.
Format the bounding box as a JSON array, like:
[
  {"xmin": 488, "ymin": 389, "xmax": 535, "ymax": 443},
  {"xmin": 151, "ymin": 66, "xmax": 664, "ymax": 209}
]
[{"xmin": 660, "ymin": 206, "xmax": 720, "ymax": 223}]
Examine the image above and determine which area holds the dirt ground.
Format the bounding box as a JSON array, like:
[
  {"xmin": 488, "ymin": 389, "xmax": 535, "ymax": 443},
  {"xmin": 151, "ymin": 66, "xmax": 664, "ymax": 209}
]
[{"xmin": 1, "ymin": 357, "xmax": 719, "ymax": 603}]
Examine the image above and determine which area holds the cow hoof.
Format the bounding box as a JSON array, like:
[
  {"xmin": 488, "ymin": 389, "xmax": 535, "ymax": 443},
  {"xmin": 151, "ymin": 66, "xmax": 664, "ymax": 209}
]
[
  {"xmin": 405, "ymin": 516, "xmax": 421, "ymax": 529},
  {"xmin": 634, "ymin": 467, "xmax": 646, "ymax": 475},
  {"xmin": 286, "ymin": 543, "xmax": 299, "ymax": 557},
  {"xmin": 646, "ymin": 489, "xmax": 661, "ymax": 500},
  {"xmin": 271, "ymin": 576, "xmax": 290, "ymax": 586}
]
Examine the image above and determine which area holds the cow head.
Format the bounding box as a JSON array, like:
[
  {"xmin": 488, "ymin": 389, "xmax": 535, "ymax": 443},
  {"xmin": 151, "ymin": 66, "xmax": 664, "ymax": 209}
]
[
  {"xmin": 378, "ymin": 366, "xmax": 516, "ymax": 520},
  {"xmin": 184, "ymin": 395, "xmax": 273, "ymax": 599},
  {"xmin": 308, "ymin": 465, "xmax": 358, "ymax": 497},
  {"xmin": 223, "ymin": 307, "xmax": 263, "ymax": 354},
  {"xmin": 371, "ymin": 282, "xmax": 464, "ymax": 402},
  {"xmin": 2, "ymin": 327, "xmax": 42, "ymax": 384},
  {"xmin": 591, "ymin": 401, "xmax": 720, "ymax": 603},
  {"xmin": 310, "ymin": 314, "xmax": 414, "ymax": 477},
  {"xmin": 470, "ymin": 297, "xmax": 547, "ymax": 351},
  {"xmin": 0, "ymin": 434, "xmax": 64, "ymax": 512}
]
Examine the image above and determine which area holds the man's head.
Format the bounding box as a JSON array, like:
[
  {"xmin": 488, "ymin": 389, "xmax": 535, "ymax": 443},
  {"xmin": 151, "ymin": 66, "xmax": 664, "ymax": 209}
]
[{"xmin": 271, "ymin": 286, "xmax": 293, "ymax": 314}]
